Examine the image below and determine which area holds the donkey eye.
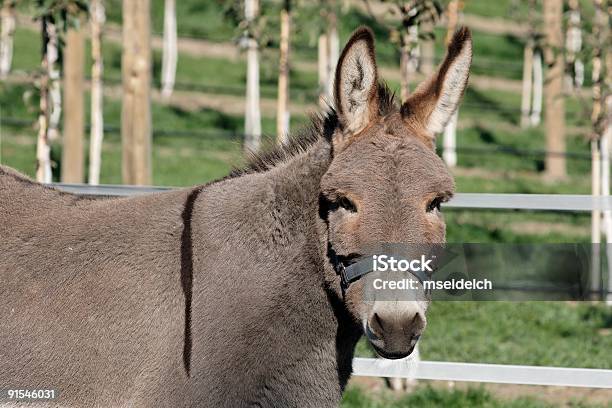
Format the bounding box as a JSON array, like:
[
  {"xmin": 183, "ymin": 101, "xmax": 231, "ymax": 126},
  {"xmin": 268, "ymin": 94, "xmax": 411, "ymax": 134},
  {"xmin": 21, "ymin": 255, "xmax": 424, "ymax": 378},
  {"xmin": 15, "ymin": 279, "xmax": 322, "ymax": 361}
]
[
  {"xmin": 338, "ymin": 196, "xmax": 357, "ymax": 213},
  {"xmin": 426, "ymin": 197, "xmax": 443, "ymax": 213}
]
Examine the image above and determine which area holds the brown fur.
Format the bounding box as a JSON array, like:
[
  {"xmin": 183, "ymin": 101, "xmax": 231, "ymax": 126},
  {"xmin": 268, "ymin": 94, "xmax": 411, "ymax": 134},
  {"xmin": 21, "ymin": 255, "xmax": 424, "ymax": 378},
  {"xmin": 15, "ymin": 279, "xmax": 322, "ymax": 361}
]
[{"xmin": 0, "ymin": 27, "xmax": 472, "ymax": 407}]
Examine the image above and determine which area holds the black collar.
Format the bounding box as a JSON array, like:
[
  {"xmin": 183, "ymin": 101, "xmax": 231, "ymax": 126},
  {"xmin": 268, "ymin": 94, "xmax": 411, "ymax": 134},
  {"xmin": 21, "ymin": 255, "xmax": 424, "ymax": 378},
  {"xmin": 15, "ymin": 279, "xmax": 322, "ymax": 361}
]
[{"xmin": 331, "ymin": 251, "xmax": 431, "ymax": 294}]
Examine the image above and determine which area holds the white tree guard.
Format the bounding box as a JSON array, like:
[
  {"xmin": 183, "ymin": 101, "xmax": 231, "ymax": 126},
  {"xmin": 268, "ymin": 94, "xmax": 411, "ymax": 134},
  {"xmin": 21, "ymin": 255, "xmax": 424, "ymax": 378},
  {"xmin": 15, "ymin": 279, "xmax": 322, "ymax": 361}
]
[
  {"xmin": 530, "ymin": 50, "xmax": 542, "ymax": 127},
  {"xmin": 443, "ymin": 110, "xmax": 458, "ymax": 167},
  {"xmin": 244, "ymin": 0, "xmax": 261, "ymax": 153},
  {"xmin": 88, "ymin": 0, "xmax": 106, "ymax": 185},
  {"xmin": 161, "ymin": 0, "xmax": 177, "ymax": 99},
  {"xmin": 0, "ymin": 2, "xmax": 15, "ymax": 78}
]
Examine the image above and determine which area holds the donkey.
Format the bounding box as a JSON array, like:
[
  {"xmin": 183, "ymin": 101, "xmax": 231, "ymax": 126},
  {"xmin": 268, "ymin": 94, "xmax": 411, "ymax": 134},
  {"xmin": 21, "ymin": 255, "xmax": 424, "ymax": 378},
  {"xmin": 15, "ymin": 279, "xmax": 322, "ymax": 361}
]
[{"xmin": 0, "ymin": 27, "xmax": 472, "ymax": 407}]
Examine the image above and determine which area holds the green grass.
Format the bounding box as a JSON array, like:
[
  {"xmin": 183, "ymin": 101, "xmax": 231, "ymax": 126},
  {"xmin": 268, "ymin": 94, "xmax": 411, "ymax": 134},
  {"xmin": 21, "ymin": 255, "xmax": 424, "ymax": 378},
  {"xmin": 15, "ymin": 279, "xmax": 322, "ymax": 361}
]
[
  {"xmin": 343, "ymin": 384, "xmax": 573, "ymax": 408},
  {"xmin": 445, "ymin": 210, "xmax": 590, "ymax": 243},
  {"xmin": 453, "ymin": 174, "xmax": 591, "ymax": 195},
  {"xmin": 341, "ymin": 383, "xmax": 611, "ymax": 408},
  {"xmin": 354, "ymin": 301, "xmax": 612, "ymax": 369},
  {"xmin": 423, "ymin": 302, "xmax": 612, "ymax": 369},
  {"xmin": 462, "ymin": 0, "xmax": 525, "ymax": 19}
]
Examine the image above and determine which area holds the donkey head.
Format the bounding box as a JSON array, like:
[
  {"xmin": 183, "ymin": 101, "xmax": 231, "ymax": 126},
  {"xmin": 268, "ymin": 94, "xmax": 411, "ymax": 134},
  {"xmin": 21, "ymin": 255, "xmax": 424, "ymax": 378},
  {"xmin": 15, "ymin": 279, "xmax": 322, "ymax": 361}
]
[{"xmin": 321, "ymin": 27, "xmax": 472, "ymax": 359}]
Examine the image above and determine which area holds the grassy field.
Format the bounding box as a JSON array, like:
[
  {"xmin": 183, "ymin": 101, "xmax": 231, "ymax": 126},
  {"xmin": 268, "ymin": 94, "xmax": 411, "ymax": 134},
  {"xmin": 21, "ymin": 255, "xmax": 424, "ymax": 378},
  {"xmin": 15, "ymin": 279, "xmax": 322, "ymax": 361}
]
[
  {"xmin": 354, "ymin": 302, "xmax": 612, "ymax": 369},
  {"xmin": 342, "ymin": 384, "xmax": 612, "ymax": 408},
  {"xmin": 1, "ymin": 1, "xmax": 610, "ymax": 407}
]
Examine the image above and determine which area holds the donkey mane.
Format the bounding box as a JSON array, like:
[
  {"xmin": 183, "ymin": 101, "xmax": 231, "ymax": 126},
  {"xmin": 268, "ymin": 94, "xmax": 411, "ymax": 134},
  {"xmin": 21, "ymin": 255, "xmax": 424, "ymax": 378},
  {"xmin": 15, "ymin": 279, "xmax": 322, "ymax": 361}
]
[{"xmin": 231, "ymin": 82, "xmax": 398, "ymax": 177}]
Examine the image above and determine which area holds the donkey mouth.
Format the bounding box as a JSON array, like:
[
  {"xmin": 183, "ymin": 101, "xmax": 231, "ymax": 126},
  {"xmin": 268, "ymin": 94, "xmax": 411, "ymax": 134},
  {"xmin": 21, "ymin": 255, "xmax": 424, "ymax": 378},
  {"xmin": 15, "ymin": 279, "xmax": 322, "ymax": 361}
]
[
  {"xmin": 366, "ymin": 328, "xmax": 421, "ymax": 360},
  {"xmin": 371, "ymin": 342, "xmax": 416, "ymax": 360}
]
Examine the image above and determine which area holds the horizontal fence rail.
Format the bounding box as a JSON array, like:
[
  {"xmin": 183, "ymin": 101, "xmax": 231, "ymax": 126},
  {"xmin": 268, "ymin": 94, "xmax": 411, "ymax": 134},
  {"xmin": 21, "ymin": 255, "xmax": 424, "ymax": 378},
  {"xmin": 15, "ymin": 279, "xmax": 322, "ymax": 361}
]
[
  {"xmin": 352, "ymin": 358, "xmax": 612, "ymax": 389},
  {"xmin": 51, "ymin": 184, "xmax": 612, "ymax": 212},
  {"xmin": 448, "ymin": 193, "xmax": 612, "ymax": 212},
  {"xmin": 54, "ymin": 183, "xmax": 173, "ymax": 197}
]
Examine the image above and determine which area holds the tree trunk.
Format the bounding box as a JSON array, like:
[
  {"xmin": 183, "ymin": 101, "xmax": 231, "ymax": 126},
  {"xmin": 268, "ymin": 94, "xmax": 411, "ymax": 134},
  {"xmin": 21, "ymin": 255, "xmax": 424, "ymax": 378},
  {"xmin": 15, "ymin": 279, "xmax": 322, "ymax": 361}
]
[
  {"xmin": 604, "ymin": 124, "xmax": 612, "ymax": 305},
  {"xmin": 604, "ymin": 99, "xmax": 612, "ymax": 305},
  {"xmin": 318, "ymin": 33, "xmax": 328, "ymax": 109},
  {"xmin": 88, "ymin": 0, "xmax": 105, "ymax": 185},
  {"xmin": 442, "ymin": 0, "xmax": 459, "ymax": 166},
  {"xmin": 161, "ymin": 0, "xmax": 177, "ymax": 99},
  {"xmin": 590, "ymin": 0, "xmax": 611, "ymax": 300},
  {"xmin": 244, "ymin": 43, "xmax": 261, "ymax": 152},
  {"xmin": 121, "ymin": 0, "xmax": 152, "ymax": 185},
  {"xmin": 0, "ymin": 0, "xmax": 15, "ymax": 79},
  {"xmin": 542, "ymin": 0, "xmax": 565, "ymax": 179},
  {"xmin": 326, "ymin": 10, "xmax": 339, "ymax": 100},
  {"xmin": 600, "ymin": 125, "xmax": 611, "ymax": 255},
  {"xmin": 276, "ymin": 2, "xmax": 290, "ymax": 144},
  {"xmin": 399, "ymin": 26, "xmax": 419, "ymax": 103},
  {"xmin": 443, "ymin": 111, "xmax": 458, "ymax": 167},
  {"xmin": 591, "ymin": 139, "xmax": 601, "ymax": 294},
  {"xmin": 36, "ymin": 14, "xmax": 52, "ymax": 183},
  {"xmin": 445, "ymin": 0, "xmax": 459, "ymax": 45},
  {"xmin": 420, "ymin": 18, "xmax": 434, "ymax": 76},
  {"xmin": 318, "ymin": 5, "xmax": 338, "ymax": 109},
  {"xmin": 530, "ymin": 49, "xmax": 543, "ymax": 126},
  {"xmin": 47, "ymin": 21, "xmax": 61, "ymax": 142},
  {"xmin": 520, "ymin": 41, "xmax": 534, "ymax": 128},
  {"xmin": 399, "ymin": 35, "xmax": 410, "ymax": 102},
  {"xmin": 565, "ymin": 0, "xmax": 583, "ymax": 89},
  {"xmin": 61, "ymin": 27, "xmax": 85, "ymax": 183},
  {"xmin": 244, "ymin": 0, "xmax": 261, "ymax": 153}
]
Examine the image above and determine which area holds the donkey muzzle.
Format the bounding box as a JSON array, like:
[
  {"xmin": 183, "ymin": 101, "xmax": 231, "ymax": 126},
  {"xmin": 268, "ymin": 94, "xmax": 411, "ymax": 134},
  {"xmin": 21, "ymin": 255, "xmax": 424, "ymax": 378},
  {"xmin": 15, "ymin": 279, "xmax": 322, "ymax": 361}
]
[{"xmin": 365, "ymin": 302, "xmax": 426, "ymax": 359}]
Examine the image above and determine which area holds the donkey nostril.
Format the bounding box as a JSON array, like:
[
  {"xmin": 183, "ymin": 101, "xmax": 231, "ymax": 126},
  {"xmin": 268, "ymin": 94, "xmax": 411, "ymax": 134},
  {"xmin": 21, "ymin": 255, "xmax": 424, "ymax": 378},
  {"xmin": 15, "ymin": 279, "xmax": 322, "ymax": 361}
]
[
  {"xmin": 373, "ymin": 312, "xmax": 385, "ymax": 332},
  {"xmin": 366, "ymin": 312, "xmax": 385, "ymax": 341},
  {"xmin": 411, "ymin": 311, "xmax": 425, "ymax": 326}
]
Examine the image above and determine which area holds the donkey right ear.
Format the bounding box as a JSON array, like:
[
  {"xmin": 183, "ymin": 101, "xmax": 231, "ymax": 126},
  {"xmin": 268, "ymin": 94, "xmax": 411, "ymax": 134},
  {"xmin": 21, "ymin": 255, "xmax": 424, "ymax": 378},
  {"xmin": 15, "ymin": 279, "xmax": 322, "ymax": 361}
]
[
  {"xmin": 333, "ymin": 27, "xmax": 379, "ymax": 144},
  {"xmin": 401, "ymin": 27, "xmax": 472, "ymax": 139}
]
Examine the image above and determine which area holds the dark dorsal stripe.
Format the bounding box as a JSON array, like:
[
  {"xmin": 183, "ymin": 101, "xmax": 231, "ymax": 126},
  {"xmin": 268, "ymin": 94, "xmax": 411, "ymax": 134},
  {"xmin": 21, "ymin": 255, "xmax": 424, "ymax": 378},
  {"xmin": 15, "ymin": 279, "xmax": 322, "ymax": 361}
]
[{"xmin": 180, "ymin": 186, "xmax": 203, "ymax": 377}]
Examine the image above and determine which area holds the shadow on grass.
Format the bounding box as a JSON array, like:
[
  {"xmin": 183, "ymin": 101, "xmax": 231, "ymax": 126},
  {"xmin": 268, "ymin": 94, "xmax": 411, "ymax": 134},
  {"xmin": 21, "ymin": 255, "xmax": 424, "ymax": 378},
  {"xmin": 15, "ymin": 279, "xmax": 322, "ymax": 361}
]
[{"xmin": 465, "ymin": 88, "xmax": 518, "ymax": 125}]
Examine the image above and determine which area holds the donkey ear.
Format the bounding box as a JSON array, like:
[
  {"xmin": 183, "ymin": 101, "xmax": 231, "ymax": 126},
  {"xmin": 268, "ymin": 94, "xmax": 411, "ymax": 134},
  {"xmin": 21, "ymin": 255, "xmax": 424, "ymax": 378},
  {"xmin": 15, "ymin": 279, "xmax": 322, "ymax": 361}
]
[
  {"xmin": 334, "ymin": 27, "xmax": 379, "ymax": 138},
  {"xmin": 401, "ymin": 27, "xmax": 472, "ymax": 136}
]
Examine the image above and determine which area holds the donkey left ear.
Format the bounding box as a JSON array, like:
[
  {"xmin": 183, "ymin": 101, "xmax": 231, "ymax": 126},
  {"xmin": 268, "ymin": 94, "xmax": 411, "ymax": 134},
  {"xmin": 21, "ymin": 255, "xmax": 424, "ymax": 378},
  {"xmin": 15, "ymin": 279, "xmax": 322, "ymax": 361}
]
[
  {"xmin": 401, "ymin": 27, "xmax": 472, "ymax": 136},
  {"xmin": 334, "ymin": 27, "xmax": 379, "ymax": 140}
]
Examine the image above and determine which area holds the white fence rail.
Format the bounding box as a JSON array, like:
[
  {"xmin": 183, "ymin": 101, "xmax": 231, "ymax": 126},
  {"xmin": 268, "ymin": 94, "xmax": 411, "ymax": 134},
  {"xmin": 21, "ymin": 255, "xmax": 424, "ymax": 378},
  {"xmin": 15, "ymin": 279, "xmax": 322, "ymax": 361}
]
[
  {"xmin": 50, "ymin": 183, "xmax": 612, "ymax": 212},
  {"xmin": 53, "ymin": 183, "xmax": 172, "ymax": 197},
  {"xmin": 49, "ymin": 183, "xmax": 612, "ymax": 389},
  {"xmin": 352, "ymin": 358, "xmax": 612, "ymax": 388}
]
